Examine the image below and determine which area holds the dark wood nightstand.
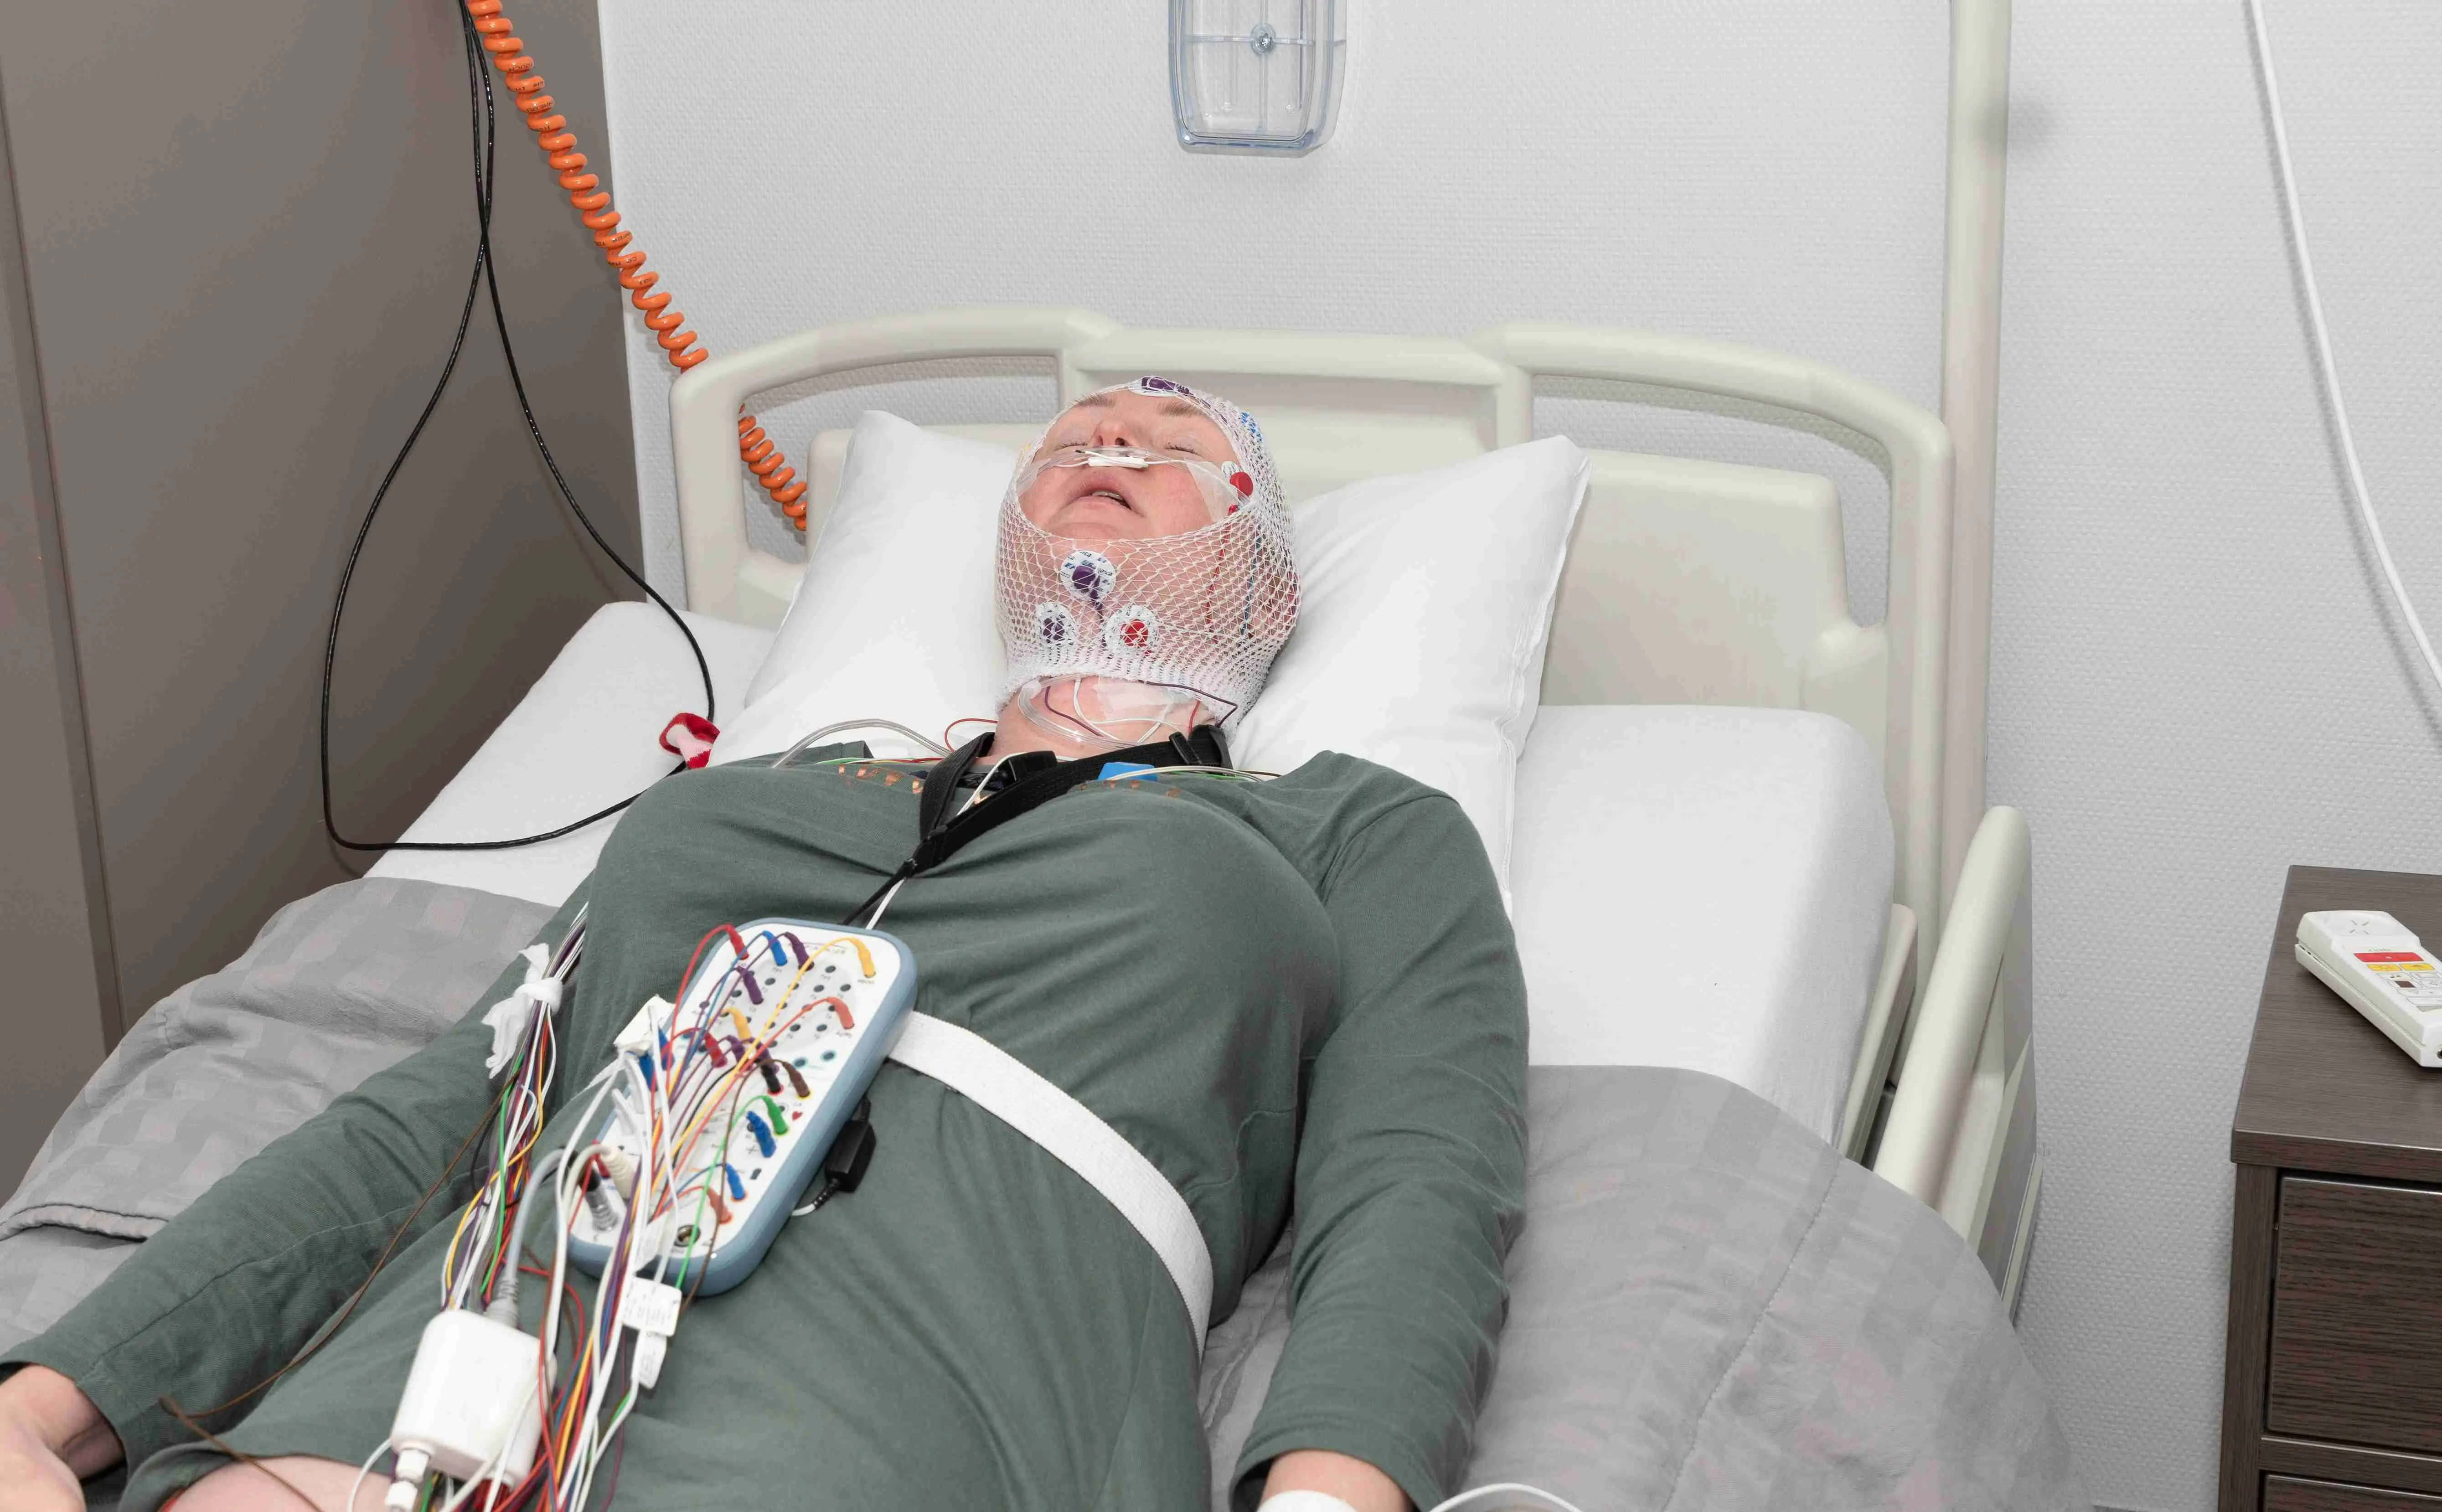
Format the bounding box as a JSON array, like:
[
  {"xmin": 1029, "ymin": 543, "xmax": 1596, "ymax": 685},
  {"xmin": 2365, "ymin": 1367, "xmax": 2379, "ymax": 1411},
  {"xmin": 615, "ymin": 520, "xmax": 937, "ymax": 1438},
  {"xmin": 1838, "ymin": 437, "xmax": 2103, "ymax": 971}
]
[{"xmin": 2223, "ymin": 866, "xmax": 2442, "ymax": 1511}]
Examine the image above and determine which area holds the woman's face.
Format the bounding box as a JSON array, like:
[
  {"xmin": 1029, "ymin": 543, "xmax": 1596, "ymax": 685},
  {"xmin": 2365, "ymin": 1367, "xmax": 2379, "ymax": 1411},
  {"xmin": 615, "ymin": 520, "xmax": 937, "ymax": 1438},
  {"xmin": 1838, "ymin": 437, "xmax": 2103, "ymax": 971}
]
[{"xmin": 1017, "ymin": 391, "xmax": 1236, "ymax": 541}]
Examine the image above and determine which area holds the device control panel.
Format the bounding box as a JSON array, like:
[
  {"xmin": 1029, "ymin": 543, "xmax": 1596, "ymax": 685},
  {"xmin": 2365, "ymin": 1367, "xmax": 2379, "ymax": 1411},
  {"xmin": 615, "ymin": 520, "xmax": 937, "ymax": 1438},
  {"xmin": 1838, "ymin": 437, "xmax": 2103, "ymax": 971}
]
[{"xmin": 566, "ymin": 919, "xmax": 914, "ymax": 1294}]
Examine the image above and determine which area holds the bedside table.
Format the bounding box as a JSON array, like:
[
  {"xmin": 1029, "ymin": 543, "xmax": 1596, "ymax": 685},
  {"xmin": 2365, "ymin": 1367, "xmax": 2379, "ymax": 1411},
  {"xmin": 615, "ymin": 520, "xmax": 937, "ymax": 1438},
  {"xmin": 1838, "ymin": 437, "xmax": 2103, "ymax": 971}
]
[{"xmin": 2222, "ymin": 866, "xmax": 2442, "ymax": 1512}]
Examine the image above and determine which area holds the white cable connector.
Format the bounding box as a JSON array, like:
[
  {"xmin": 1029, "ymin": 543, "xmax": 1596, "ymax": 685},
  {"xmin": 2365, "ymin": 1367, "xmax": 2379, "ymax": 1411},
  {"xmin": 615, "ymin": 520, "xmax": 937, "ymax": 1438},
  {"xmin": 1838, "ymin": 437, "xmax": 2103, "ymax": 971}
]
[
  {"xmin": 630, "ymin": 1332, "xmax": 670, "ymax": 1392},
  {"xmin": 390, "ymin": 1311, "xmax": 545, "ymax": 1486},
  {"xmin": 621, "ymin": 1275, "xmax": 683, "ymax": 1391},
  {"xmin": 599, "ymin": 1146, "xmax": 638, "ymax": 1199},
  {"xmin": 382, "ymin": 1447, "xmax": 430, "ymax": 1512},
  {"xmin": 2246, "ymin": 0, "xmax": 2442, "ymax": 702}
]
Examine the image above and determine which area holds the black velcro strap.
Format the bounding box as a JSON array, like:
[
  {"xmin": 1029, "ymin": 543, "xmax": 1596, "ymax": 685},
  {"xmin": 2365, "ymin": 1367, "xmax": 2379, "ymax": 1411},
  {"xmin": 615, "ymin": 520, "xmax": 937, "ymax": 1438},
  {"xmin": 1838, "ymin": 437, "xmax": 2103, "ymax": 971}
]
[
  {"xmin": 917, "ymin": 731, "xmax": 996, "ymax": 842},
  {"xmin": 904, "ymin": 723, "xmax": 1230, "ymax": 877},
  {"xmin": 1171, "ymin": 723, "xmax": 1230, "ymax": 768},
  {"xmin": 909, "ymin": 757, "xmax": 1081, "ymax": 871}
]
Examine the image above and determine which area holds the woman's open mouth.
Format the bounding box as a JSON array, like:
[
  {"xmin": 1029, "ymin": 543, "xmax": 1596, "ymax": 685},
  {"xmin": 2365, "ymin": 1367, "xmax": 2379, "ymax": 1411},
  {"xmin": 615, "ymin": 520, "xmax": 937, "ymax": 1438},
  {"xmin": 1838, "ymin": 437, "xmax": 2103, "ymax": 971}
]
[{"xmin": 1067, "ymin": 473, "xmax": 1141, "ymax": 514}]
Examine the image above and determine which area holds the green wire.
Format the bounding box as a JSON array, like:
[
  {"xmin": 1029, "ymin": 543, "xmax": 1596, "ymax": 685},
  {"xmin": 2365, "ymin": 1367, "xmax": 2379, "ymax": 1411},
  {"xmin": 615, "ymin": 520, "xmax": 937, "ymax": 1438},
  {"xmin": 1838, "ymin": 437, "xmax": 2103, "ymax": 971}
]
[
  {"xmin": 663, "ymin": 1094, "xmax": 741, "ymax": 1291},
  {"xmin": 471, "ymin": 1071, "xmax": 521, "ymax": 1299}
]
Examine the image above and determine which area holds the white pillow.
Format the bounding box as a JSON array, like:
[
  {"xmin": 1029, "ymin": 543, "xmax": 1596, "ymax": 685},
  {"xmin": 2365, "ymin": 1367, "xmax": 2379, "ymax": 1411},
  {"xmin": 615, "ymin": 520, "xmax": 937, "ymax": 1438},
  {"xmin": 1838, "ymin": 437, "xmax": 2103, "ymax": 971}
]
[
  {"xmin": 714, "ymin": 416, "xmax": 1592, "ymax": 890},
  {"xmin": 1231, "ymin": 437, "xmax": 1591, "ymax": 890},
  {"xmin": 710, "ymin": 412, "xmax": 1014, "ymax": 764}
]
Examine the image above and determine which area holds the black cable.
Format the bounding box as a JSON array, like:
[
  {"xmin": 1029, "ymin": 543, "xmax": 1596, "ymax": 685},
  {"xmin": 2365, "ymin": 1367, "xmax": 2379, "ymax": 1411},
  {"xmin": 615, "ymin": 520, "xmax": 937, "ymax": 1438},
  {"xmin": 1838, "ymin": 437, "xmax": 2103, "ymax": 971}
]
[{"xmin": 320, "ymin": 4, "xmax": 714, "ymax": 853}]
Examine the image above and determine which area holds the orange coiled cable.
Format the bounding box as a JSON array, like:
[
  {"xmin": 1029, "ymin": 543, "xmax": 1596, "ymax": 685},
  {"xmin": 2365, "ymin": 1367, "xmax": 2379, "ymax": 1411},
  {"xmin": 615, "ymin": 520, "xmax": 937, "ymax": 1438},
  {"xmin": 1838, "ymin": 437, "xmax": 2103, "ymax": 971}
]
[{"xmin": 464, "ymin": 0, "xmax": 812, "ymax": 528}]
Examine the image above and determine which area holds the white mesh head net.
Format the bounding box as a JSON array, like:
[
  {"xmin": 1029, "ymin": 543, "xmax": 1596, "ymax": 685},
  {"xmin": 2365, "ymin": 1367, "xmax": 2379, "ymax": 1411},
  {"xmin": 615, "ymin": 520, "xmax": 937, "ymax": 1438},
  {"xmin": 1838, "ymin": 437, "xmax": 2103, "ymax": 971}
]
[{"xmin": 995, "ymin": 377, "xmax": 1298, "ymax": 729}]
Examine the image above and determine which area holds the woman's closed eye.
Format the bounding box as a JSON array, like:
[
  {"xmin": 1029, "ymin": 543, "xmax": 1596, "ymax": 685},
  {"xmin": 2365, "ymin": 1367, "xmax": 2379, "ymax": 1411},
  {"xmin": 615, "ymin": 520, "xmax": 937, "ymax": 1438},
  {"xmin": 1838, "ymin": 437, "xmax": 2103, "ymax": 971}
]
[{"xmin": 1042, "ymin": 438, "xmax": 1204, "ymax": 460}]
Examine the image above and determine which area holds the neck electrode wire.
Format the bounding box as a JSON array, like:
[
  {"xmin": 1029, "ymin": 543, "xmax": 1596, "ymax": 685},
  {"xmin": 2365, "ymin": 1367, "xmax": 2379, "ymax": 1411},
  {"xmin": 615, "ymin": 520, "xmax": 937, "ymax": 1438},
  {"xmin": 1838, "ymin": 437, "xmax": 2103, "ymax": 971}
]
[
  {"xmin": 770, "ymin": 719, "xmax": 955, "ymax": 769},
  {"xmin": 320, "ymin": 5, "xmax": 714, "ymax": 854},
  {"xmin": 2246, "ymin": 0, "xmax": 2442, "ymax": 701}
]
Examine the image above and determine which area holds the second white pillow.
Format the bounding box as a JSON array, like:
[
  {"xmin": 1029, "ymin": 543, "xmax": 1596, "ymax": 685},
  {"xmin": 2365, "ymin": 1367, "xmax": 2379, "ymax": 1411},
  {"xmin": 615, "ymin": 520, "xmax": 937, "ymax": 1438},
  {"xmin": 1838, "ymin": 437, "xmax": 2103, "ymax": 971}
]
[
  {"xmin": 712, "ymin": 411, "xmax": 1013, "ymax": 764},
  {"xmin": 1232, "ymin": 436, "xmax": 1592, "ymax": 893}
]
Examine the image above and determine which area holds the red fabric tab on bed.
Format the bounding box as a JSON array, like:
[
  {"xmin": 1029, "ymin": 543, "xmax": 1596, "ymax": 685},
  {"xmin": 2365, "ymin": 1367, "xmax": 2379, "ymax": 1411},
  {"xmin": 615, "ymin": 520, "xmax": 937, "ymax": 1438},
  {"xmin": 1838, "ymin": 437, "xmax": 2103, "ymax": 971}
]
[{"xmin": 660, "ymin": 712, "xmax": 719, "ymax": 769}]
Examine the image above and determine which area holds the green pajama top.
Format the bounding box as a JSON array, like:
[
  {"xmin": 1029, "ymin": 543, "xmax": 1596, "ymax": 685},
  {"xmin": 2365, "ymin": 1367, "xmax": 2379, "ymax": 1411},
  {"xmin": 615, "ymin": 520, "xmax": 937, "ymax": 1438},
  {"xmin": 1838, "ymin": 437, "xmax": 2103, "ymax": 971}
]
[{"xmin": 6, "ymin": 752, "xmax": 1528, "ymax": 1512}]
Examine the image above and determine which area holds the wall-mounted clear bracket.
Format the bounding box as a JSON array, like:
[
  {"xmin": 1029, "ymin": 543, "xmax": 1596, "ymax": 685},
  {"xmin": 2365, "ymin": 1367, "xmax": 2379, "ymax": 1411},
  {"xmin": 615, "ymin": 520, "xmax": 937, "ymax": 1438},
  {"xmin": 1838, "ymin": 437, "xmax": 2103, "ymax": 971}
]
[{"xmin": 1169, "ymin": 0, "xmax": 1345, "ymax": 156}]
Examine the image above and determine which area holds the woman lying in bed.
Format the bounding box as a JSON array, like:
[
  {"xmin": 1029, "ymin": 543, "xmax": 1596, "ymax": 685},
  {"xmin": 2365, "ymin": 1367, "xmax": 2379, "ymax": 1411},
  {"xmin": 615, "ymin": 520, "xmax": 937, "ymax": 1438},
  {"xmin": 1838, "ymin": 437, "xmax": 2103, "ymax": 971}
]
[{"xmin": 0, "ymin": 382, "xmax": 1528, "ymax": 1512}]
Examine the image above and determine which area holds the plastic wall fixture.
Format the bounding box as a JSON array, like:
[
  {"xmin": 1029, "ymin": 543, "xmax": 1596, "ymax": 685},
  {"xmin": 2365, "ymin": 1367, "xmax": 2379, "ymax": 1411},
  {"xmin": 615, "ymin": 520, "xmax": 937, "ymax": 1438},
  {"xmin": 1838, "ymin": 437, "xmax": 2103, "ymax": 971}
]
[{"xmin": 1170, "ymin": 0, "xmax": 1344, "ymax": 155}]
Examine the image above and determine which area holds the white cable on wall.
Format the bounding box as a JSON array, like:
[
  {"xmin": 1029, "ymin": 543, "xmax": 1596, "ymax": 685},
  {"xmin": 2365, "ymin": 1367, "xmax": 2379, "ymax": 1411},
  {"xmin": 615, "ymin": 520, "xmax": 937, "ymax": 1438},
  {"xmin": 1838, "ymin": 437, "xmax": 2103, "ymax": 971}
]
[{"xmin": 2246, "ymin": 0, "xmax": 2442, "ymax": 699}]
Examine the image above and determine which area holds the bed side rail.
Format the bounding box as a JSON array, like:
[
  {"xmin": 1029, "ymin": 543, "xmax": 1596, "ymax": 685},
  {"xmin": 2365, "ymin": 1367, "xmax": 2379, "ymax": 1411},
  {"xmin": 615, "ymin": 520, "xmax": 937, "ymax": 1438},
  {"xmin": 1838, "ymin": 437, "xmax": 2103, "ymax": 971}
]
[
  {"xmin": 1840, "ymin": 904, "xmax": 1918, "ymax": 1163},
  {"xmin": 1874, "ymin": 805, "xmax": 2038, "ymax": 1307},
  {"xmin": 1467, "ymin": 325, "xmax": 1951, "ymax": 968}
]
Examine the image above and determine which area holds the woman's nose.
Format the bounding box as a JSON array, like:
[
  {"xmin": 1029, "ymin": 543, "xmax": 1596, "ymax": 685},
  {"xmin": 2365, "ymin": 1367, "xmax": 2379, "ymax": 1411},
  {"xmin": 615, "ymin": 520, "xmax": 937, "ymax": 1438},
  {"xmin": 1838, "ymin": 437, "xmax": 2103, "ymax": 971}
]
[{"xmin": 1089, "ymin": 415, "xmax": 1139, "ymax": 449}]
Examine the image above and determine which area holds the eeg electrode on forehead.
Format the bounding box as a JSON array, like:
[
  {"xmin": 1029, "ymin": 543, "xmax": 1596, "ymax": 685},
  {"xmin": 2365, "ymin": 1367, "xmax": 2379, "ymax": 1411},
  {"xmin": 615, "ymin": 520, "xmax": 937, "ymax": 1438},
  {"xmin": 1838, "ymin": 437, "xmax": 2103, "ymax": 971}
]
[{"xmin": 995, "ymin": 377, "xmax": 1298, "ymax": 743}]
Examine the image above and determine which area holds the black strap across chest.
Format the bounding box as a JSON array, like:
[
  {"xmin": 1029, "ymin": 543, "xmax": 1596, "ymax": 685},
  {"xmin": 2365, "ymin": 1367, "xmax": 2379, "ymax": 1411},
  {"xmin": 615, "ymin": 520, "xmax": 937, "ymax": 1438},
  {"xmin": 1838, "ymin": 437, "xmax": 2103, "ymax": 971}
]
[{"xmin": 843, "ymin": 723, "xmax": 1230, "ymax": 924}]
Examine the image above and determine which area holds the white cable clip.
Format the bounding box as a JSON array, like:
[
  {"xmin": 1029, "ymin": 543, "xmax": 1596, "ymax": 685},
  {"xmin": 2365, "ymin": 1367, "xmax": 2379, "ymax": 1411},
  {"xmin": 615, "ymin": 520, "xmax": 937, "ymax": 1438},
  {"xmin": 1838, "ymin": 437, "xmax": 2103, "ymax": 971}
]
[
  {"xmin": 482, "ymin": 945, "xmax": 565, "ymax": 1079},
  {"xmin": 613, "ymin": 996, "xmax": 673, "ymax": 1058},
  {"xmin": 622, "ymin": 1276, "xmax": 683, "ymax": 1390}
]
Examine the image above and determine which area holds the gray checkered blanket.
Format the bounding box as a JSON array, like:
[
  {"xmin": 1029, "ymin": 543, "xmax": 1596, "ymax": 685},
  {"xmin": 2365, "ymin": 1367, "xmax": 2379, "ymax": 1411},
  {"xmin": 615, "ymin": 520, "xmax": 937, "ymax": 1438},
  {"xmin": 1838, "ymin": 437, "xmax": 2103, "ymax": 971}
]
[{"xmin": 0, "ymin": 878, "xmax": 2083, "ymax": 1510}]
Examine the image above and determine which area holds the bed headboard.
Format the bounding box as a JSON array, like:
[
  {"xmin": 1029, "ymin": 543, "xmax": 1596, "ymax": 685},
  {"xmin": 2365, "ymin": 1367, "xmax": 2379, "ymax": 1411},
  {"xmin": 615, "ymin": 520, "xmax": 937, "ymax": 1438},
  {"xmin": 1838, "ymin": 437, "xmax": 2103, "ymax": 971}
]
[{"xmin": 668, "ymin": 308, "xmax": 1952, "ymax": 959}]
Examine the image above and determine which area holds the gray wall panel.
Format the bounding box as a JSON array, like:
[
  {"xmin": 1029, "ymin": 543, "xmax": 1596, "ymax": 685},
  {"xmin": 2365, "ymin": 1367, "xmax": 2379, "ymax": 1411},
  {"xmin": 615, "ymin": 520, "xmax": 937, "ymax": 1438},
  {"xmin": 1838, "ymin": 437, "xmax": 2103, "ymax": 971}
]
[
  {"xmin": 0, "ymin": 0, "xmax": 640, "ymax": 1042},
  {"xmin": 0, "ymin": 78, "xmax": 113, "ymax": 1189}
]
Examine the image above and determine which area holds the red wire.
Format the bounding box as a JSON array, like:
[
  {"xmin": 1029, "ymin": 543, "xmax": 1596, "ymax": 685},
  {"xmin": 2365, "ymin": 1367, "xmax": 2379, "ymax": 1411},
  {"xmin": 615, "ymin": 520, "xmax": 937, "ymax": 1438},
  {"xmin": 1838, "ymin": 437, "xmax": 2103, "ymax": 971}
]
[
  {"xmin": 594, "ymin": 1433, "xmax": 629, "ymax": 1511},
  {"xmin": 671, "ymin": 924, "xmax": 737, "ymax": 1013}
]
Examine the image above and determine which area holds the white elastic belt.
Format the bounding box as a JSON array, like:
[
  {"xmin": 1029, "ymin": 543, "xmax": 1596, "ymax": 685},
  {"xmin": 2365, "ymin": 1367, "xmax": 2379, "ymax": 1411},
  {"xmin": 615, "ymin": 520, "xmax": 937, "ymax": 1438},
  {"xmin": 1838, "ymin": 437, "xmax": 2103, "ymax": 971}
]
[{"xmin": 886, "ymin": 1013, "xmax": 1213, "ymax": 1351}]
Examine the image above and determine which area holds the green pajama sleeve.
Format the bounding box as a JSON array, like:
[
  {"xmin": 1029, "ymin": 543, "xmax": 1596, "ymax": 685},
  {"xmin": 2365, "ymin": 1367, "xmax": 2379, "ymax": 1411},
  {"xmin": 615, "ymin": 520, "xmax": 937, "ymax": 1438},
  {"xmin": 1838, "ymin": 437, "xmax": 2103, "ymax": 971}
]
[
  {"xmin": 1, "ymin": 889, "xmax": 590, "ymax": 1468},
  {"xmin": 1230, "ymin": 796, "xmax": 1531, "ymax": 1512}
]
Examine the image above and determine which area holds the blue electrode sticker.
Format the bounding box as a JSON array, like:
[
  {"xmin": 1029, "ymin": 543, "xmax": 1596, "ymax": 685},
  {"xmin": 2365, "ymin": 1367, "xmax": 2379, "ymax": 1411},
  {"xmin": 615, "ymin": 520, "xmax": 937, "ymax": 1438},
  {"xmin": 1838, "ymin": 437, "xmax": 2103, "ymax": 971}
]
[{"xmin": 1098, "ymin": 762, "xmax": 1156, "ymax": 782}]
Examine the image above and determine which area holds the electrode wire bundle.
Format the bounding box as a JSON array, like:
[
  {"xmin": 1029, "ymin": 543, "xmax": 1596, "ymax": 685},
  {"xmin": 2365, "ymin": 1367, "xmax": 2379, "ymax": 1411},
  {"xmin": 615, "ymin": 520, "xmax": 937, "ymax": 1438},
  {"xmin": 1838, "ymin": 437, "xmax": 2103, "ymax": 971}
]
[
  {"xmin": 385, "ymin": 924, "xmax": 868, "ymax": 1511},
  {"xmin": 525, "ymin": 927, "xmax": 847, "ymax": 1510},
  {"xmin": 440, "ymin": 911, "xmax": 586, "ymax": 1311}
]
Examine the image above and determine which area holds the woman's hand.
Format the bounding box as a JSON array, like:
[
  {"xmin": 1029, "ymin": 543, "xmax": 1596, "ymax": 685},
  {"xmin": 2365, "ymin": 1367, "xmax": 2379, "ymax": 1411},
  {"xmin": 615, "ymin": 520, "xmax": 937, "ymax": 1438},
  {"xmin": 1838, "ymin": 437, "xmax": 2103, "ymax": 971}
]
[
  {"xmin": 0, "ymin": 1366, "xmax": 120, "ymax": 1511},
  {"xmin": 1260, "ymin": 1449, "xmax": 1411, "ymax": 1512}
]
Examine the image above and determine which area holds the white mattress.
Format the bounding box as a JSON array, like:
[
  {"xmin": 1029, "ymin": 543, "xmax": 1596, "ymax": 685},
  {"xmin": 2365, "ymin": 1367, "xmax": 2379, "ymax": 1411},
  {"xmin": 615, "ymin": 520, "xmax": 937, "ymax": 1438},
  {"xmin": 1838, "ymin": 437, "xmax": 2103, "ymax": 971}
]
[
  {"xmin": 1509, "ymin": 705, "xmax": 1894, "ymax": 1141},
  {"xmin": 376, "ymin": 609, "xmax": 1893, "ymax": 1141}
]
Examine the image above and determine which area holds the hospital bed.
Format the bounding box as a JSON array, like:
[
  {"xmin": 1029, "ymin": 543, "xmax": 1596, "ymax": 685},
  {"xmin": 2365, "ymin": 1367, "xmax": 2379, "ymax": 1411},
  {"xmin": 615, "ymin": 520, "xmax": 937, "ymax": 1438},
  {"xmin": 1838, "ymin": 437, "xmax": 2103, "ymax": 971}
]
[
  {"xmin": 344, "ymin": 301, "xmax": 2041, "ymax": 1309},
  {"xmin": 370, "ymin": 303, "xmax": 2040, "ymax": 1307}
]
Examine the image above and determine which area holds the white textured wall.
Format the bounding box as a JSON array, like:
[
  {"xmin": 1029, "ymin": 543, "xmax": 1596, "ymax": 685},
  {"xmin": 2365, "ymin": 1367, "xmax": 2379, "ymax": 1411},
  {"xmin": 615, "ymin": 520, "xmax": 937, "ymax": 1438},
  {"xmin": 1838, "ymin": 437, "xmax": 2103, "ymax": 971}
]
[
  {"xmin": 1994, "ymin": 4, "xmax": 2442, "ymax": 1510},
  {"xmin": 598, "ymin": 0, "xmax": 1948, "ymax": 617},
  {"xmin": 593, "ymin": 2, "xmax": 2442, "ymax": 1507}
]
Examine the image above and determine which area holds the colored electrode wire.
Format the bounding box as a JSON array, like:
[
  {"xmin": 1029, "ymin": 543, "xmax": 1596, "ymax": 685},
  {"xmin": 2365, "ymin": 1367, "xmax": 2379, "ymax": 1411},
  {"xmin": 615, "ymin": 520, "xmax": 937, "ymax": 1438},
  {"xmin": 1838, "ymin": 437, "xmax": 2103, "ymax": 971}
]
[
  {"xmin": 768, "ymin": 718, "xmax": 955, "ymax": 771},
  {"xmin": 461, "ymin": 0, "xmax": 813, "ymax": 528},
  {"xmin": 321, "ymin": 4, "xmax": 714, "ymax": 854},
  {"xmin": 391, "ymin": 924, "xmax": 873, "ymax": 1512},
  {"xmin": 440, "ymin": 911, "xmax": 585, "ymax": 1312}
]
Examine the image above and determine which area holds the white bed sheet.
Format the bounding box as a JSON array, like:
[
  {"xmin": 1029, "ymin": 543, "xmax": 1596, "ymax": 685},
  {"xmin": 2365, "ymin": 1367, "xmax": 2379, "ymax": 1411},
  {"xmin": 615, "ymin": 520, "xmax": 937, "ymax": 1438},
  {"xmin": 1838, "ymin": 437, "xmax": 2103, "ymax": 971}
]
[
  {"xmin": 375, "ymin": 612, "xmax": 1893, "ymax": 1142},
  {"xmin": 1509, "ymin": 705, "xmax": 1894, "ymax": 1141},
  {"xmin": 367, "ymin": 603, "xmax": 774, "ymax": 905}
]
